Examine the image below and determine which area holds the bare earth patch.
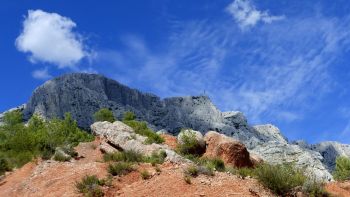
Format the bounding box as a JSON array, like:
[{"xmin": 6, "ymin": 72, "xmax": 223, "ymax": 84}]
[
  {"xmin": 0, "ymin": 138, "xmax": 274, "ymax": 197},
  {"xmin": 326, "ymin": 181, "xmax": 350, "ymax": 197}
]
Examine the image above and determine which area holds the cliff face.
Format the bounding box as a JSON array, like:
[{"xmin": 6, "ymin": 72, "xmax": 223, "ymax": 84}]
[{"xmin": 4, "ymin": 72, "xmax": 347, "ymax": 180}]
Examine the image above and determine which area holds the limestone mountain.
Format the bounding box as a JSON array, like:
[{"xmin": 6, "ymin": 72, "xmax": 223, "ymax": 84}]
[{"xmin": 1, "ymin": 73, "xmax": 350, "ymax": 180}]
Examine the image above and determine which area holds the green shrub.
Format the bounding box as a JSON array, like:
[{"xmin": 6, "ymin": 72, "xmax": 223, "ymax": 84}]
[
  {"xmin": 199, "ymin": 157, "xmax": 225, "ymax": 172},
  {"xmin": 144, "ymin": 150, "xmax": 167, "ymax": 165},
  {"xmin": 0, "ymin": 111, "xmax": 94, "ymax": 169},
  {"xmin": 75, "ymin": 175, "xmax": 104, "ymax": 197},
  {"xmin": 93, "ymin": 108, "xmax": 115, "ymax": 123},
  {"xmin": 0, "ymin": 157, "xmax": 11, "ymax": 175},
  {"xmin": 254, "ymin": 163, "xmax": 306, "ymax": 195},
  {"xmin": 184, "ymin": 165, "xmax": 199, "ymax": 177},
  {"xmin": 53, "ymin": 151, "xmax": 71, "ymax": 162},
  {"xmin": 123, "ymin": 111, "xmax": 136, "ymax": 121},
  {"xmin": 238, "ymin": 167, "xmax": 255, "ymax": 178},
  {"xmin": 103, "ymin": 150, "xmax": 144, "ymax": 163},
  {"xmin": 176, "ymin": 130, "xmax": 204, "ymax": 156},
  {"xmin": 108, "ymin": 162, "xmax": 134, "ymax": 176},
  {"xmin": 302, "ymin": 178, "xmax": 330, "ymax": 197},
  {"xmin": 2, "ymin": 110, "xmax": 23, "ymax": 126},
  {"xmin": 123, "ymin": 119, "xmax": 164, "ymax": 144},
  {"xmin": 333, "ymin": 156, "xmax": 350, "ymax": 181},
  {"xmin": 197, "ymin": 165, "xmax": 214, "ymax": 176},
  {"xmin": 140, "ymin": 170, "xmax": 151, "ymax": 180}
]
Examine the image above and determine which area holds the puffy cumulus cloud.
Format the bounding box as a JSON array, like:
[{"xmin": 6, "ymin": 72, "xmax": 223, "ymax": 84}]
[
  {"xmin": 226, "ymin": 0, "xmax": 284, "ymax": 29},
  {"xmin": 32, "ymin": 67, "xmax": 52, "ymax": 80},
  {"xmin": 16, "ymin": 10, "xmax": 87, "ymax": 68}
]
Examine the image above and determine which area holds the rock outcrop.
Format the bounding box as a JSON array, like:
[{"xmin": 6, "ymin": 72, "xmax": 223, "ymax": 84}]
[
  {"xmin": 204, "ymin": 131, "xmax": 253, "ymax": 168},
  {"xmin": 3, "ymin": 72, "xmax": 348, "ymax": 181},
  {"xmin": 310, "ymin": 141, "xmax": 350, "ymax": 171},
  {"xmin": 91, "ymin": 121, "xmax": 189, "ymax": 164}
]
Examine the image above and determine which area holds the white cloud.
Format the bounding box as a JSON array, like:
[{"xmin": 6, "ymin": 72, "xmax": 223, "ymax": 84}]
[
  {"xmin": 32, "ymin": 67, "xmax": 52, "ymax": 80},
  {"xmin": 16, "ymin": 10, "xmax": 87, "ymax": 68},
  {"xmin": 226, "ymin": 0, "xmax": 285, "ymax": 29}
]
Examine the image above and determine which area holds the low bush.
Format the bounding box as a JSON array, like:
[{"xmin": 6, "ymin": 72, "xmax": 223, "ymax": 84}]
[
  {"xmin": 200, "ymin": 157, "xmax": 225, "ymax": 172},
  {"xmin": 302, "ymin": 178, "xmax": 330, "ymax": 197},
  {"xmin": 0, "ymin": 111, "xmax": 94, "ymax": 169},
  {"xmin": 93, "ymin": 108, "xmax": 115, "ymax": 123},
  {"xmin": 226, "ymin": 167, "xmax": 255, "ymax": 179},
  {"xmin": 123, "ymin": 111, "xmax": 136, "ymax": 121},
  {"xmin": 176, "ymin": 130, "xmax": 204, "ymax": 156},
  {"xmin": 140, "ymin": 170, "xmax": 151, "ymax": 180},
  {"xmin": 0, "ymin": 157, "xmax": 11, "ymax": 175},
  {"xmin": 108, "ymin": 162, "xmax": 134, "ymax": 176},
  {"xmin": 333, "ymin": 156, "xmax": 350, "ymax": 181},
  {"xmin": 123, "ymin": 119, "xmax": 164, "ymax": 144},
  {"xmin": 53, "ymin": 151, "xmax": 71, "ymax": 162},
  {"xmin": 75, "ymin": 175, "xmax": 104, "ymax": 197},
  {"xmin": 144, "ymin": 150, "xmax": 167, "ymax": 165},
  {"xmin": 103, "ymin": 150, "xmax": 144, "ymax": 163},
  {"xmin": 184, "ymin": 164, "xmax": 214, "ymax": 178},
  {"xmin": 184, "ymin": 165, "xmax": 199, "ymax": 177},
  {"xmin": 254, "ymin": 163, "xmax": 306, "ymax": 195}
]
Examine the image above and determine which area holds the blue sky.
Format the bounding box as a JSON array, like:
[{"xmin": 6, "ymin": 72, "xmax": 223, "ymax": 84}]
[{"xmin": 1, "ymin": 0, "xmax": 350, "ymax": 144}]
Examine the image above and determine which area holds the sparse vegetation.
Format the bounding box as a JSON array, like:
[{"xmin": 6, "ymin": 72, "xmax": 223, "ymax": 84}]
[
  {"xmin": 53, "ymin": 151, "xmax": 71, "ymax": 162},
  {"xmin": 103, "ymin": 150, "xmax": 144, "ymax": 163},
  {"xmin": 144, "ymin": 150, "xmax": 167, "ymax": 165},
  {"xmin": 75, "ymin": 175, "xmax": 104, "ymax": 197},
  {"xmin": 184, "ymin": 165, "xmax": 199, "ymax": 177},
  {"xmin": 123, "ymin": 111, "xmax": 136, "ymax": 121},
  {"xmin": 254, "ymin": 163, "xmax": 306, "ymax": 195},
  {"xmin": 108, "ymin": 162, "xmax": 134, "ymax": 176},
  {"xmin": 184, "ymin": 175, "xmax": 192, "ymax": 184},
  {"xmin": 93, "ymin": 108, "xmax": 115, "ymax": 123},
  {"xmin": 333, "ymin": 156, "xmax": 350, "ymax": 181},
  {"xmin": 0, "ymin": 111, "xmax": 93, "ymax": 169},
  {"xmin": 199, "ymin": 157, "xmax": 225, "ymax": 172},
  {"xmin": 302, "ymin": 178, "xmax": 330, "ymax": 197},
  {"xmin": 176, "ymin": 130, "xmax": 204, "ymax": 156},
  {"xmin": 140, "ymin": 170, "xmax": 151, "ymax": 179},
  {"xmin": 122, "ymin": 112, "xmax": 164, "ymax": 144},
  {"xmin": 226, "ymin": 167, "xmax": 254, "ymax": 179},
  {"xmin": 104, "ymin": 150, "xmax": 167, "ymax": 166}
]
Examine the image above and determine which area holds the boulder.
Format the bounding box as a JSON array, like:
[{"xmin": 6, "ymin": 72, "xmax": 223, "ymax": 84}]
[
  {"xmin": 99, "ymin": 141, "xmax": 118, "ymax": 154},
  {"xmin": 203, "ymin": 131, "xmax": 253, "ymax": 168},
  {"xmin": 177, "ymin": 129, "xmax": 205, "ymax": 148},
  {"xmin": 91, "ymin": 121, "xmax": 190, "ymax": 164}
]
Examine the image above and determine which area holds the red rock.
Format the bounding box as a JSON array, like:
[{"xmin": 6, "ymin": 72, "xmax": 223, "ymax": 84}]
[
  {"xmin": 160, "ymin": 134, "xmax": 178, "ymax": 150},
  {"xmin": 203, "ymin": 131, "xmax": 253, "ymax": 168}
]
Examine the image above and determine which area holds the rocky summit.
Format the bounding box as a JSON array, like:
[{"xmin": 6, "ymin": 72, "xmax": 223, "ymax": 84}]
[{"xmin": 2, "ymin": 73, "xmax": 350, "ymax": 181}]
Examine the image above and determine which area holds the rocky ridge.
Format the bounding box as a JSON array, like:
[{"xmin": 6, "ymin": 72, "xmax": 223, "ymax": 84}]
[{"xmin": 1, "ymin": 73, "xmax": 350, "ymax": 181}]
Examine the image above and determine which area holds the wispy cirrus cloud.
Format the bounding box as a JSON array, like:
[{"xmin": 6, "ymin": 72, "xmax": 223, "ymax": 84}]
[
  {"xmin": 95, "ymin": 7, "xmax": 350, "ymax": 126},
  {"xmin": 226, "ymin": 0, "xmax": 285, "ymax": 29}
]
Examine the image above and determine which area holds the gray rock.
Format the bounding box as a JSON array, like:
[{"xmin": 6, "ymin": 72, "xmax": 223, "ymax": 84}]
[
  {"xmin": 156, "ymin": 129, "xmax": 169, "ymax": 135},
  {"xmin": 99, "ymin": 141, "xmax": 118, "ymax": 154},
  {"xmin": 91, "ymin": 121, "xmax": 190, "ymax": 164},
  {"xmin": 310, "ymin": 141, "xmax": 350, "ymax": 171},
  {"xmin": 12, "ymin": 73, "xmax": 350, "ymax": 181}
]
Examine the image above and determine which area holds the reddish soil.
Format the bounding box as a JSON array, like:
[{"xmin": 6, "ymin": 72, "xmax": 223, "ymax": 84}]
[
  {"xmin": 0, "ymin": 139, "xmax": 275, "ymax": 197},
  {"xmin": 0, "ymin": 139, "xmax": 106, "ymax": 197},
  {"xmin": 326, "ymin": 181, "xmax": 350, "ymax": 197},
  {"xmin": 161, "ymin": 134, "xmax": 178, "ymax": 150}
]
